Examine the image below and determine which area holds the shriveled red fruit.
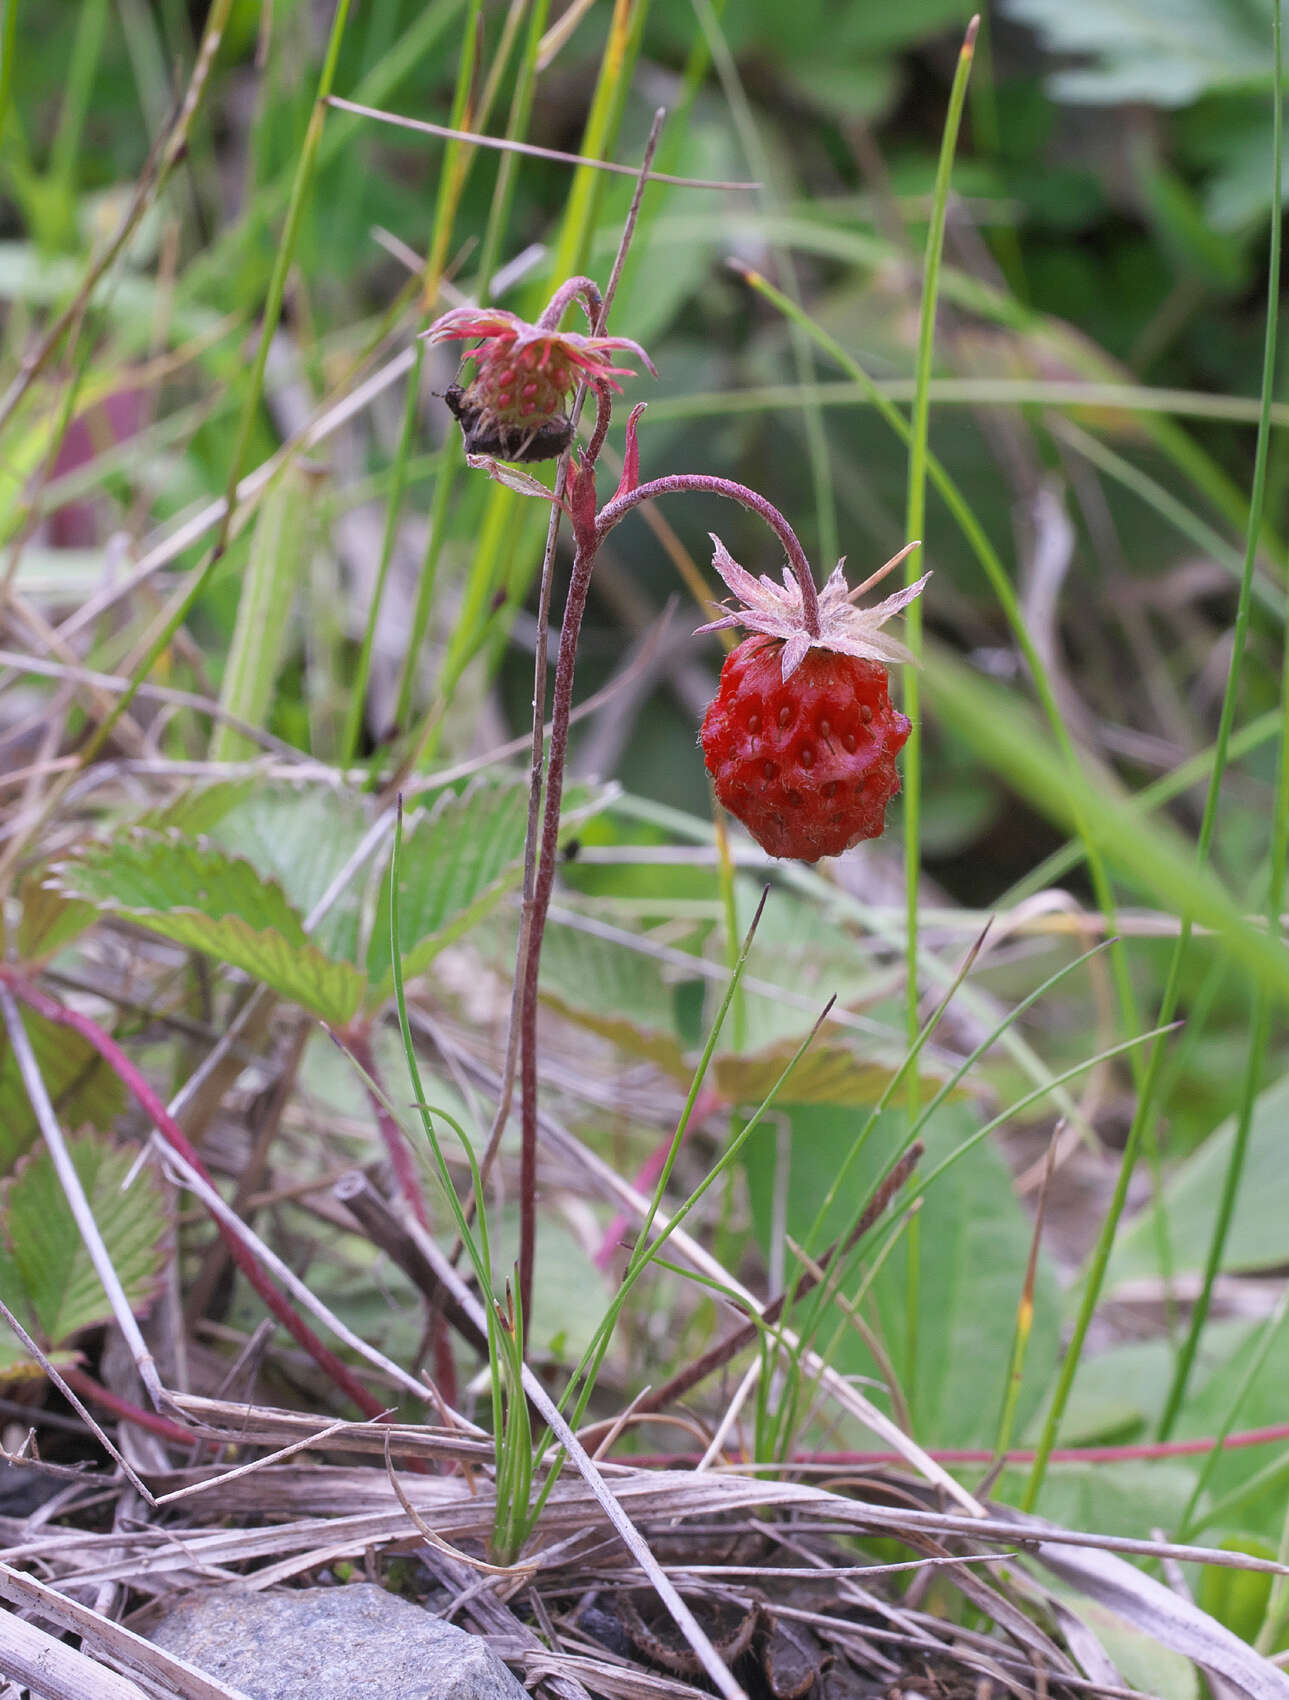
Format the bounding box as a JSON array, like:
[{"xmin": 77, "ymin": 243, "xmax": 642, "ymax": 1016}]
[
  {"xmin": 695, "ymin": 533, "xmax": 927, "ymax": 863},
  {"xmin": 701, "ymin": 637, "xmax": 910, "ymax": 862}
]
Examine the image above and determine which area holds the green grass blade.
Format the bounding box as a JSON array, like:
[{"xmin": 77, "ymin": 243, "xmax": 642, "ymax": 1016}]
[
  {"xmin": 1157, "ymin": 0, "xmax": 1286, "ymax": 1442},
  {"xmin": 211, "ymin": 469, "xmax": 309, "ymax": 763},
  {"xmin": 690, "ymin": 0, "xmax": 838, "ymax": 565},
  {"xmin": 900, "ymin": 15, "xmax": 978, "ymax": 1403}
]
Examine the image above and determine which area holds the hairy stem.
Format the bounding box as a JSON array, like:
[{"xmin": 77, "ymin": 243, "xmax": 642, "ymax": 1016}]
[
  {"xmin": 514, "ymin": 459, "xmax": 822, "ymax": 1325},
  {"xmin": 517, "ymin": 538, "xmax": 596, "ymax": 1323},
  {"xmin": 535, "ymin": 274, "xmax": 601, "ymax": 332},
  {"xmin": 596, "ymin": 473, "xmax": 821, "ymax": 636}
]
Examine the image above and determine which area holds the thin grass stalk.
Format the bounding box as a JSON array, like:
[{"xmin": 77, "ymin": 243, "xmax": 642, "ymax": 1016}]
[
  {"xmin": 46, "ymin": 0, "xmax": 110, "ymax": 241},
  {"xmin": 903, "ymin": 10, "xmax": 978, "ymax": 1052},
  {"xmin": 387, "ymin": 807, "xmax": 533, "ymax": 1551},
  {"xmin": 783, "ymin": 924, "xmax": 1001, "ymax": 1356},
  {"xmin": 541, "ymin": 0, "xmax": 645, "ymax": 290},
  {"xmin": 346, "ymin": 0, "xmax": 501, "ymax": 764},
  {"xmin": 622, "ymin": 888, "xmax": 768, "ymax": 1275},
  {"xmin": 473, "ymin": 0, "xmax": 551, "ymax": 300},
  {"xmin": 614, "ymin": 790, "xmax": 1115, "ymax": 1136},
  {"xmin": 714, "ymin": 814, "xmax": 747, "ymax": 1052},
  {"xmin": 734, "ymin": 270, "xmax": 1145, "ymax": 1068},
  {"xmin": 0, "ymin": 986, "xmax": 163, "ymax": 1409},
  {"xmin": 858, "ymin": 1020, "xmax": 1181, "ymax": 1297},
  {"xmin": 776, "ymin": 943, "xmax": 1114, "ymax": 1432},
  {"xmin": 341, "ymin": 346, "xmax": 426, "ymax": 764},
  {"xmin": 0, "ymin": 0, "xmax": 18, "ymax": 144},
  {"xmin": 1002, "ymin": 710, "xmax": 1281, "ymax": 905},
  {"xmin": 0, "ymin": 0, "xmax": 234, "ymax": 437},
  {"xmin": 536, "ymin": 995, "xmax": 835, "ymax": 1511},
  {"xmin": 391, "ymin": 433, "xmax": 463, "ymax": 737},
  {"xmin": 1192, "ymin": 1448, "xmax": 1289, "ymax": 1539},
  {"xmin": 1178, "ymin": 1284, "xmax": 1289, "ymax": 1541},
  {"xmin": 178, "ymin": 0, "xmax": 467, "ymax": 306},
  {"xmin": 1156, "ymin": 0, "xmax": 1285, "ymax": 1440},
  {"xmin": 425, "ymin": 0, "xmax": 648, "ymax": 734},
  {"xmin": 690, "ymin": 0, "xmax": 838, "ymax": 566},
  {"xmin": 53, "ymin": 0, "xmax": 353, "ymax": 788},
  {"xmin": 992, "ymin": 1129, "xmax": 1058, "ymax": 1460},
  {"xmin": 757, "ymin": 1153, "xmax": 923, "ymax": 1462}
]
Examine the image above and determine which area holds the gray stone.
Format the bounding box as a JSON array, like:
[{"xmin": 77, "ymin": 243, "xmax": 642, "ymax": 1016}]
[{"xmin": 146, "ymin": 1582, "xmax": 529, "ymax": 1700}]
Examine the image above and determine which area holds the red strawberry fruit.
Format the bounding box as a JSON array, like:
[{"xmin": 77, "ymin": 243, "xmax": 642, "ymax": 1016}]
[{"xmin": 697, "ymin": 536, "xmax": 928, "ymax": 864}]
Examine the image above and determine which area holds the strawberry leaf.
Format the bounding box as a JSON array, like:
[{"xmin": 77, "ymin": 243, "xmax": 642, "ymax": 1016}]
[
  {"xmin": 0, "ymin": 1009, "xmax": 124, "ymax": 1174},
  {"xmin": 48, "ymin": 831, "xmax": 364, "ymax": 1025},
  {"xmin": 0, "ymin": 1134, "xmax": 168, "ymax": 1364}
]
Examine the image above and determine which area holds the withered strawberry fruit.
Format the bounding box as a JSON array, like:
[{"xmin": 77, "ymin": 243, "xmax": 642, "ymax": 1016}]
[
  {"xmin": 700, "ymin": 637, "xmax": 911, "ymax": 863},
  {"xmin": 696, "ymin": 535, "xmax": 928, "ymax": 863}
]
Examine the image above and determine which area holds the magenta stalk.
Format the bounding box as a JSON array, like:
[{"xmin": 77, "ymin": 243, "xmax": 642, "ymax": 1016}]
[{"xmin": 515, "ymin": 471, "xmax": 822, "ymax": 1329}]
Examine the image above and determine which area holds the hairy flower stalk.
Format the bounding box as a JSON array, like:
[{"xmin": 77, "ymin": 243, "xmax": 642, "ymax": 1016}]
[{"xmin": 439, "ymin": 331, "xmax": 925, "ymax": 1330}]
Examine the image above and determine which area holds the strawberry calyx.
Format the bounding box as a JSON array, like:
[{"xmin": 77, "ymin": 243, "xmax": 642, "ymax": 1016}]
[{"xmin": 696, "ymin": 536, "xmax": 929, "ymax": 681}]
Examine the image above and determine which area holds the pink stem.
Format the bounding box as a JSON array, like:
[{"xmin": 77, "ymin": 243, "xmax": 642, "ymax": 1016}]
[
  {"xmin": 340, "ymin": 1022, "xmax": 458, "ymax": 1410},
  {"xmin": 517, "ymin": 538, "xmax": 597, "ymax": 1326},
  {"xmin": 595, "ymin": 473, "xmax": 822, "ymax": 637},
  {"xmin": 344, "ymin": 1024, "xmax": 430, "ymax": 1230},
  {"xmin": 535, "ymin": 275, "xmax": 602, "ymax": 334},
  {"xmin": 60, "ymin": 1365, "xmax": 194, "ymax": 1446},
  {"xmin": 516, "ymin": 471, "xmax": 822, "ymax": 1325},
  {"xmin": 2, "ymin": 970, "xmax": 386, "ymax": 1420},
  {"xmin": 616, "ymin": 1424, "xmax": 1289, "ymax": 1468}
]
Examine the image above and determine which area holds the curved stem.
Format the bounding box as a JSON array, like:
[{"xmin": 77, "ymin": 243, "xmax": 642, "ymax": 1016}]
[
  {"xmin": 536, "ymin": 274, "xmax": 601, "ymax": 332},
  {"xmin": 1, "ymin": 970, "xmax": 387, "ymax": 1421},
  {"xmin": 596, "ymin": 473, "xmax": 821, "ymax": 636}
]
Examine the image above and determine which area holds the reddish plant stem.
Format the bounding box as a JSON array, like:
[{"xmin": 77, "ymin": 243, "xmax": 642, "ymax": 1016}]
[
  {"xmin": 516, "ymin": 538, "xmax": 597, "ymax": 1324},
  {"xmin": 596, "ymin": 473, "xmax": 822, "ymax": 637},
  {"xmin": 340, "ymin": 1022, "xmax": 457, "ymax": 1409},
  {"xmin": 2, "ymin": 970, "xmax": 385, "ymax": 1419},
  {"xmin": 515, "ymin": 468, "xmax": 823, "ymax": 1328},
  {"xmin": 621, "ymin": 1424, "xmax": 1289, "ymax": 1469},
  {"xmin": 343, "ymin": 1023, "xmax": 430, "ymax": 1230},
  {"xmin": 535, "ymin": 275, "xmax": 601, "ymax": 333},
  {"xmin": 59, "ymin": 1365, "xmax": 194, "ymax": 1447}
]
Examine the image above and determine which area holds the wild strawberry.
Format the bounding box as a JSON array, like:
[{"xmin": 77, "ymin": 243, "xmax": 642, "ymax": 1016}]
[
  {"xmin": 423, "ymin": 304, "xmax": 654, "ymax": 464},
  {"xmin": 697, "ymin": 537, "xmax": 927, "ymax": 863}
]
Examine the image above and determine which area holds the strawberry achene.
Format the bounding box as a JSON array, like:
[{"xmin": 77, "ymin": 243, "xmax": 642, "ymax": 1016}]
[{"xmin": 700, "ymin": 635, "xmax": 911, "ymax": 863}]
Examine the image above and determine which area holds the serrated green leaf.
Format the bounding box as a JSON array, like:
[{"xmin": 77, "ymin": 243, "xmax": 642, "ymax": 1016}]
[
  {"xmin": 16, "ymin": 870, "xmax": 96, "ymax": 963},
  {"xmin": 209, "ymin": 783, "xmax": 371, "ymax": 964},
  {"xmin": 0, "ymin": 1010, "xmax": 125, "ymax": 1174},
  {"xmin": 369, "ymin": 777, "xmax": 613, "ymax": 993},
  {"xmin": 51, "ymin": 831, "xmax": 364, "ymax": 1024},
  {"xmin": 138, "ymin": 780, "xmax": 257, "ymax": 838},
  {"xmin": 0, "ymin": 1135, "xmax": 168, "ymax": 1353}
]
